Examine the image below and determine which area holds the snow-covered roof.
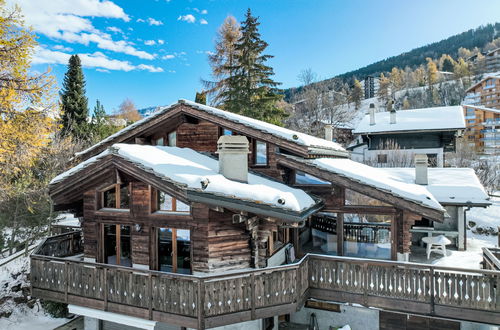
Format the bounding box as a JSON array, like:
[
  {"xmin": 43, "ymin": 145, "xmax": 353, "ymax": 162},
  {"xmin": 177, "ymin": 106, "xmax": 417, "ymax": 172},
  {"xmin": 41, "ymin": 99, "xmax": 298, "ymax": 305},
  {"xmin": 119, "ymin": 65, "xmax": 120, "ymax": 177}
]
[
  {"xmin": 462, "ymin": 104, "xmax": 500, "ymax": 115},
  {"xmin": 353, "ymin": 106, "xmax": 465, "ymax": 134},
  {"xmin": 300, "ymin": 158, "xmax": 445, "ymax": 212},
  {"xmin": 54, "ymin": 144, "xmax": 318, "ymax": 214},
  {"xmin": 377, "ymin": 168, "xmax": 491, "ymax": 206},
  {"xmin": 76, "ymin": 99, "xmax": 348, "ymax": 159}
]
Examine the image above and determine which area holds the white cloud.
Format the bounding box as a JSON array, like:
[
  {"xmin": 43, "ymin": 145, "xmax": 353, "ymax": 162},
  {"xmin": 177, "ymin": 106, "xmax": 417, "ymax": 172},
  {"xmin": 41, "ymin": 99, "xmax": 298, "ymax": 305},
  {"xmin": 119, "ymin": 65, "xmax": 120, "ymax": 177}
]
[
  {"xmin": 201, "ymin": 9, "xmax": 208, "ymax": 15},
  {"xmin": 136, "ymin": 18, "xmax": 145, "ymax": 23},
  {"xmin": 11, "ymin": 0, "xmax": 155, "ymax": 60},
  {"xmin": 158, "ymin": 39, "xmax": 165, "ymax": 45},
  {"xmin": 162, "ymin": 54, "xmax": 175, "ymax": 60},
  {"xmin": 200, "ymin": 18, "xmax": 208, "ymax": 25},
  {"xmin": 53, "ymin": 44, "xmax": 73, "ymax": 52},
  {"xmin": 144, "ymin": 40, "xmax": 156, "ymax": 46},
  {"xmin": 106, "ymin": 26, "xmax": 123, "ymax": 34},
  {"xmin": 147, "ymin": 18, "xmax": 163, "ymax": 26},
  {"xmin": 137, "ymin": 64, "xmax": 163, "ymax": 73},
  {"xmin": 96, "ymin": 68, "xmax": 110, "ymax": 73},
  {"xmin": 32, "ymin": 46, "xmax": 163, "ymax": 73},
  {"xmin": 178, "ymin": 14, "xmax": 196, "ymax": 23}
]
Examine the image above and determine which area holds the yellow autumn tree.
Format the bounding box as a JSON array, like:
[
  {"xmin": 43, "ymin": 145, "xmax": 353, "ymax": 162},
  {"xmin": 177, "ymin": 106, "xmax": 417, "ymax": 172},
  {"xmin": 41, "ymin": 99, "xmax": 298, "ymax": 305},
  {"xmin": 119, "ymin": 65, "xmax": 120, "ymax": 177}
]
[{"xmin": 0, "ymin": 0, "xmax": 56, "ymax": 180}]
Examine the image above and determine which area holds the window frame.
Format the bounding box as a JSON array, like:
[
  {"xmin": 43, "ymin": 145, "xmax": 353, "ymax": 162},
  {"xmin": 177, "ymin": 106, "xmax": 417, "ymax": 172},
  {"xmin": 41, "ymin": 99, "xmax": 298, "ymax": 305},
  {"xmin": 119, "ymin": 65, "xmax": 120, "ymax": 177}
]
[
  {"xmin": 253, "ymin": 139, "xmax": 268, "ymax": 166},
  {"xmin": 377, "ymin": 154, "xmax": 388, "ymax": 164},
  {"xmin": 151, "ymin": 188, "xmax": 191, "ymax": 214},
  {"xmin": 99, "ymin": 183, "xmax": 131, "ymax": 211}
]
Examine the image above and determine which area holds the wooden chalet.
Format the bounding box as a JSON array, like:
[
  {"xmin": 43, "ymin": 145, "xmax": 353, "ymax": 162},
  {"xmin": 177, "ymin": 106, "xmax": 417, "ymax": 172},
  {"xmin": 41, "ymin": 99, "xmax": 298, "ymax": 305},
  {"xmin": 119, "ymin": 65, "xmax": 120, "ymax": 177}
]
[{"xmin": 31, "ymin": 100, "xmax": 500, "ymax": 329}]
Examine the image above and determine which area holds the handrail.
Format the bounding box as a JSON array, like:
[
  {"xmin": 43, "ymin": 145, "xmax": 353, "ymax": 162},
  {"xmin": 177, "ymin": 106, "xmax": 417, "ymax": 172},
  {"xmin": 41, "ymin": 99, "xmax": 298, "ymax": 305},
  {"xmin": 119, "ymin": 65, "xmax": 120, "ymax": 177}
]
[{"xmin": 483, "ymin": 247, "xmax": 500, "ymax": 270}]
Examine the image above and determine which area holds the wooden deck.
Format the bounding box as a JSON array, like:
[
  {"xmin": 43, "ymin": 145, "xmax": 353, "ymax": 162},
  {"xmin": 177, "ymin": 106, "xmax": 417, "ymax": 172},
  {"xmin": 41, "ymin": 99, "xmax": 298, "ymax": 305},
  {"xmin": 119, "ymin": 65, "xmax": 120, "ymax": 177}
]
[{"xmin": 31, "ymin": 232, "xmax": 500, "ymax": 329}]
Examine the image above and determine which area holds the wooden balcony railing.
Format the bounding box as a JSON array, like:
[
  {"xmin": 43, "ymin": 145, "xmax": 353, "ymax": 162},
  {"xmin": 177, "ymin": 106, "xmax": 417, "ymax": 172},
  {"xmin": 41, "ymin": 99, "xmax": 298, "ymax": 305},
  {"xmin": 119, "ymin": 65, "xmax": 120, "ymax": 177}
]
[
  {"xmin": 31, "ymin": 233, "xmax": 500, "ymax": 329},
  {"xmin": 483, "ymin": 247, "xmax": 500, "ymax": 271}
]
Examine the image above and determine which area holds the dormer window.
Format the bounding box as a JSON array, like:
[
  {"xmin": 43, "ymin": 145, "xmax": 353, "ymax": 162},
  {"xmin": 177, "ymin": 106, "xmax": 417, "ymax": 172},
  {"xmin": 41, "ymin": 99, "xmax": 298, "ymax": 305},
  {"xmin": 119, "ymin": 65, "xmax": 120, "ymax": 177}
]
[
  {"xmin": 101, "ymin": 183, "xmax": 130, "ymax": 210},
  {"xmin": 168, "ymin": 131, "xmax": 177, "ymax": 146},
  {"xmin": 154, "ymin": 190, "xmax": 190, "ymax": 213},
  {"xmin": 155, "ymin": 137, "xmax": 164, "ymax": 146},
  {"xmin": 254, "ymin": 140, "xmax": 268, "ymax": 165},
  {"xmin": 154, "ymin": 131, "xmax": 176, "ymax": 147}
]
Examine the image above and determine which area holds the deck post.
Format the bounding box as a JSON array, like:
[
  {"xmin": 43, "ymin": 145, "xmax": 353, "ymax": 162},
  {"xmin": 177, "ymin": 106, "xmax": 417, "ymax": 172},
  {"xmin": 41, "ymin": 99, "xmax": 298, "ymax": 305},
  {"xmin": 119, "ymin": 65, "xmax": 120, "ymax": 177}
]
[
  {"xmin": 429, "ymin": 266, "xmax": 435, "ymax": 315},
  {"xmin": 104, "ymin": 267, "xmax": 108, "ymax": 311},
  {"xmin": 250, "ymin": 273, "xmax": 256, "ymax": 319},
  {"xmin": 363, "ymin": 263, "xmax": 368, "ymax": 306},
  {"xmin": 64, "ymin": 261, "xmax": 69, "ymax": 303},
  {"xmin": 148, "ymin": 273, "xmax": 153, "ymax": 320},
  {"xmin": 197, "ymin": 278, "xmax": 205, "ymax": 329}
]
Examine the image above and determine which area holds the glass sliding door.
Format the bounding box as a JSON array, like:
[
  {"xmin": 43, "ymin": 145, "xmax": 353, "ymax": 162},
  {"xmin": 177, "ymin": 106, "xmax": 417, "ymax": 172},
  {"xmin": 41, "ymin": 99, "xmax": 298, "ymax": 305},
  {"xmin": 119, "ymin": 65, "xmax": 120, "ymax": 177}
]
[
  {"xmin": 103, "ymin": 224, "xmax": 132, "ymax": 266},
  {"xmin": 157, "ymin": 227, "xmax": 191, "ymax": 274}
]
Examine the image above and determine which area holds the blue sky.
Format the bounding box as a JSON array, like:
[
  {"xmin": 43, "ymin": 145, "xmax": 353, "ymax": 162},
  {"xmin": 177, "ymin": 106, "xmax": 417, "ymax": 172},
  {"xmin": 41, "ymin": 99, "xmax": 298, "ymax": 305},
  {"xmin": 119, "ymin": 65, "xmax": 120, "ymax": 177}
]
[{"xmin": 13, "ymin": 0, "xmax": 500, "ymax": 113}]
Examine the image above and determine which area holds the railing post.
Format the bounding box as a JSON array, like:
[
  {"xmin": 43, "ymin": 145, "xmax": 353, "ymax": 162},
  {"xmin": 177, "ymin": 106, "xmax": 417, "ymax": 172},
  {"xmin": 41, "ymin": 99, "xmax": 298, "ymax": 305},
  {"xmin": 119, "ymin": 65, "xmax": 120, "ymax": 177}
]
[
  {"xmin": 429, "ymin": 266, "xmax": 435, "ymax": 315},
  {"xmin": 296, "ymin": 264, "xmax": 301, "ymax": 305},
  {"xmin": 104, "ymin": 268, "xmax": 108, "ymax": 311},
  {"xmin": 250, "ymin": 273, "xmax": 256, "ymax": 320},
  {"xmin": 363, "ymin": 263, "xmax": 368, "ymax": 306},
  {"xmin": 197, "ymin": 279, "xmax": 205, "ymax": 330},
  {"xmin": 64, "ymin": 261, "xmax": 69, "ymax": 303},
  {"xmin": 148, "ymin": 273, "xmax": 153, "ymax": 320}
]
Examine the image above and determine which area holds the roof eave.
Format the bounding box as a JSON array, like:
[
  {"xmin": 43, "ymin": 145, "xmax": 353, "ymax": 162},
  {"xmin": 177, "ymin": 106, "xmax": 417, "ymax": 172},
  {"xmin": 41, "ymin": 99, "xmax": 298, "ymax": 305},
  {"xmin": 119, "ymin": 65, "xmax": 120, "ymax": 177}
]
[{"xmin": 186, "ymin": 190, "xmax": 324, "ymax": 223}]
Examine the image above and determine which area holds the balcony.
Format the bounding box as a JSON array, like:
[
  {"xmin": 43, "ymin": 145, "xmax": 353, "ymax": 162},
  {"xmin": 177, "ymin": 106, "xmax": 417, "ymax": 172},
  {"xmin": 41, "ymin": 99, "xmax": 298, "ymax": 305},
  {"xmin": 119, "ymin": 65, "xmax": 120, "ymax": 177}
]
[{"xmin": 31, "ymin": 232, "xmax": 500, "ymax": 328}]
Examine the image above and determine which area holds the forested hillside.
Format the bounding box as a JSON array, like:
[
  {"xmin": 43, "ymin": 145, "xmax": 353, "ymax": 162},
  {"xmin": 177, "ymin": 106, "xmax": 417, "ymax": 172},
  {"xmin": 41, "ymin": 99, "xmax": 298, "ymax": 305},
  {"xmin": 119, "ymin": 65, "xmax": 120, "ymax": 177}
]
[{"xmin": 285, "ymin": 23, "xmax": 499, "ymax": 100}]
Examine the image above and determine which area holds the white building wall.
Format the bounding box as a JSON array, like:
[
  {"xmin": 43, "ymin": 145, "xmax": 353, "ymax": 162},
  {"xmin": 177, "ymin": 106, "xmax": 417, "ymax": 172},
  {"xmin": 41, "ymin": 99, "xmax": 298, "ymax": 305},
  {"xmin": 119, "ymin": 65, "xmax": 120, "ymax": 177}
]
[{"xmin": 350, "ymin": 146, "xmax": 445, "ymax": 167}]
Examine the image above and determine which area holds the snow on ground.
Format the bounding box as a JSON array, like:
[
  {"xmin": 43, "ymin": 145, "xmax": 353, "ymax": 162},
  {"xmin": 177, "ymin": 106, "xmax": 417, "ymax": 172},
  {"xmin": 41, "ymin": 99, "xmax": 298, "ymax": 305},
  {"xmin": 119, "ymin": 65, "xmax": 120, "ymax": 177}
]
[
  {"xmin": 0, "ymin": 254, "xmax": 67, "ymax": 330},
  {"xmin": 432, "ymin": 195, "xmax": 500, "ymax": 269}
]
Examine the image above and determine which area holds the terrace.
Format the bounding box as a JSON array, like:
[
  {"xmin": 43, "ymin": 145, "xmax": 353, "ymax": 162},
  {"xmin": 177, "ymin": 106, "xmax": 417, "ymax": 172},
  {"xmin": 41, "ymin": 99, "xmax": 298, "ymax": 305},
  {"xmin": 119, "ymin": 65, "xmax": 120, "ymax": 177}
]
[{"xmin": 30, "ymin": 231, "xmax": 500, "ymax": 329}]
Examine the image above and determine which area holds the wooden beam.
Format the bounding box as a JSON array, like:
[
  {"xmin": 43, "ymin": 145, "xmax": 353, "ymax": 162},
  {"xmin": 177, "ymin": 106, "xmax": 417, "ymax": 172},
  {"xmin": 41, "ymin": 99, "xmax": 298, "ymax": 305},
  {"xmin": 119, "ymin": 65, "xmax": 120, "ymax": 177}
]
[
  {"xmin": 323, "ymin": 205, "xmax": 397, "ymax": 215},
  {"xmin": 276, "ymin": 154, "xmax": 444, "ymax": 222}
]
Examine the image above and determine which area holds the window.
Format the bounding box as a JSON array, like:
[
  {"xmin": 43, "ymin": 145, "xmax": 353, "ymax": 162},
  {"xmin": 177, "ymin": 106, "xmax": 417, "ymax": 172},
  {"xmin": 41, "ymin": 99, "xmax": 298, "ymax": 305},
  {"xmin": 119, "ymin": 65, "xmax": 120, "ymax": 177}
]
[
  {"xmin": 101, "ymin": 183, "xmax": 130, "ymax": 209},
  {"xmin": 268, "ymin": 227, "xmax": 289, "ymax": 256},
  {"xmin": 295, "ymin": 171, "xmax": 331, "ymax": 185},
  {"xmin": 254, "ymin": 140, "xmax": 268, "ymax": 165},
  {"xmin": 222, "ymin": 128, "xmax": 233, "ymax": 136},
  {"xmin": 155, "ymin": 137, "xmax": 164, "ymax": 146},
  {"xmin": 168, "ymin": 131, "xmax": 177, "ymax": 146},
  {"xmin": 156, "ymin": 190, "xmax": 190, "ymax": 213},
  {"xmin": 377, "ymin": 154, "xmax": 388, "ymax": 164},
  {"xmin": 157, "ymin": 228, "xmax": 191, "ymax": 274},
  {"xmin": 103, "ymin": 224, "xmax": 131, "ymax": 266}
]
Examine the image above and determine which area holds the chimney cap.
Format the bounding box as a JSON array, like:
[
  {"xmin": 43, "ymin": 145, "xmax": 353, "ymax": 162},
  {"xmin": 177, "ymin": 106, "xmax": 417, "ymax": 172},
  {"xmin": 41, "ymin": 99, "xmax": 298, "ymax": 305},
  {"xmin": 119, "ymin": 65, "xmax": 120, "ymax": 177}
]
[{"xmin": 216, "ymin": 135, "xmax": 250, "ymax": 154}]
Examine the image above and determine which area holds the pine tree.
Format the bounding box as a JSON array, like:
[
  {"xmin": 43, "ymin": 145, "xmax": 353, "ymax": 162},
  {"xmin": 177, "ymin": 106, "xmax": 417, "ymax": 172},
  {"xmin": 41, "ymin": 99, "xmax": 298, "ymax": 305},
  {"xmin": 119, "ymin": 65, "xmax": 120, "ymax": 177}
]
[
  {"xmin": 60, "ymin": 55, "xmax": 88, "ymax": 138},
  {"xmin": 195, "ymin": 91, "xmax": 207, "ymax": 105},
  {"xmin": 440, "ymin": 55, "xmax": 455, "ymax": 73},
  {"xmin": 350, "ymin": 79, "xmax": 363, "ymax": 110},
  {"xmin": 90, "ymin": 99, "xmax": 106, "ymax": 140},
  {"xmin": 222, "ymin": 9, "xmax": 285, "ymax": 125},
  {"xmin": 203, "ymin": 16, "xmax": 241, "ymax": 106}
]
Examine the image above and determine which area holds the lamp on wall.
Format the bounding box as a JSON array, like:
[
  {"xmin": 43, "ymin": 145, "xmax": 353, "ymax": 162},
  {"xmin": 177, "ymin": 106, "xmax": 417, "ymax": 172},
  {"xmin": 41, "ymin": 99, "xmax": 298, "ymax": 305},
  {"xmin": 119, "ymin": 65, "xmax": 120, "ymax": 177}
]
[{"xmin": 134, "ymin": 224, "xmax": 142, "ymax": 232}]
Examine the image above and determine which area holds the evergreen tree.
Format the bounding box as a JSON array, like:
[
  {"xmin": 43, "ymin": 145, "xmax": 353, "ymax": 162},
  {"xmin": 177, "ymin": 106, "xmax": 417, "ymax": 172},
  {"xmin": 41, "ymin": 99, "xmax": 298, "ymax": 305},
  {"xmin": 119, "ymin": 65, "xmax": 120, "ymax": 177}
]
[
  {"xmin": 195, "ymin": 91, "xmax": 207, "ymax": 105},
  {"xmin": 350, "ymin": 79, "xmax": 363, "ymax": 110},
  {"xmin": 60, "ymin": 55, "xmax": 88, "ymax": 138},
  {"xmin": 90, "ymin": 99, "xmax": 106, "ymax": 140},
  {"xmin": 222, "ymin": 9, "xmax": 285, "ymax": 125},
  {"xmin": 441, "ymin": 57, "xmax": 455, "ymax": 73}
]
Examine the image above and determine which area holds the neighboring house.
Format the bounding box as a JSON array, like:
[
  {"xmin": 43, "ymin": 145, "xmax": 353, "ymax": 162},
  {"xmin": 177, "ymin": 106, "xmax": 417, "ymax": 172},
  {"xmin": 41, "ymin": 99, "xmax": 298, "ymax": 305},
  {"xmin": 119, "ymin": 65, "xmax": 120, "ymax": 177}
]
[
  {"xmin": 463, "ymin": 73, "xmax": 500, "ymax": 109},
  {"xmin": 31, "ymin": 100, "xmax": 496, "ymax": 330},
  {"xmin": 462, "ymin": 104, "xmax": 500, "ymax": 154},
  {"xmin": 349, "ymin": 105, "xmax": 465, "ymax": 167}
]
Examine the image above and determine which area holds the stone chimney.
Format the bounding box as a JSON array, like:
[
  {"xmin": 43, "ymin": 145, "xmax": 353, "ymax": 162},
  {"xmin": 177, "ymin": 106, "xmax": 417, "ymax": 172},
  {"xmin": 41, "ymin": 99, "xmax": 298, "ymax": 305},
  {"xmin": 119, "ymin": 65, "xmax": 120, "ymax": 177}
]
[
  {"xmin": 216, "ymin": 135, "xmax": 250, "ymax": 183},
  {"xmin": 369, "ymin": 103, "xmax": 376, "ymax": 125},
  {"xmin": 390, "ymin": 108, "xmax": 396, "ymax": 124},
  {"xmin": 324, "ymin": 124, "xmax": 333, "ymax": 141},
  {"xmin": 415, "ymin": 154, "xmax": 428, "ymax": 185}
]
